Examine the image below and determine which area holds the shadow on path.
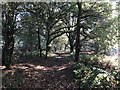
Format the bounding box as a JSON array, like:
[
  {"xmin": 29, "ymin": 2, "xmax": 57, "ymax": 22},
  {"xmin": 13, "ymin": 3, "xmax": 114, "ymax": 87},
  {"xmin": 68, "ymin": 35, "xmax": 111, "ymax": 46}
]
[{"xmin": 2, "ymin": 55, "xmax": 78, "ymax": 89}]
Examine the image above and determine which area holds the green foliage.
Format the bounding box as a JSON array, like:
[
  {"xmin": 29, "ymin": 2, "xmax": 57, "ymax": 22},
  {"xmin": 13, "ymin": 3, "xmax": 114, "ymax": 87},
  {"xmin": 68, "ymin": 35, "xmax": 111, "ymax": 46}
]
[
  {"xmin": 11, "ymin": 2, "xmax": 118, "ymax": 57},
  {"xmin": 73, "ymin": 63, "xmax": 120, "ymax": 89},
  {"xmin": 80, "ymin": 54, "xmax": 98, "ymax": 61}
]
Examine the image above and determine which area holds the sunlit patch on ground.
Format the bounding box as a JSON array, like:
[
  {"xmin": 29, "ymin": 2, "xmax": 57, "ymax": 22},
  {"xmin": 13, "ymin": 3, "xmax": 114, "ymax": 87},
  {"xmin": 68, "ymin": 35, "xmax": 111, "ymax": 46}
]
[
  {"xmin": 11, "ymin": 61, "xmax": 74, "ymax": 72},
  {"xmin": 0, "ymin": 66, "xmax": 6, "ymax": 69},
  {"xmin": 58, "ymin": 66, "xmax": 66, "ymax": 71},
  {"xmin": 2, "ymin": 56, "xmax": 77, "ymax": 89},
  {"xmin": 34, "ymin": 65, "xmax": 50, "ymax": 71},
  {"xmin": 18, "ymin": 66, "xmax": 28, "ymax": 69},
  {"xmin": 56, "ymin": 56, "xmax": 62, "ymax": 58}
]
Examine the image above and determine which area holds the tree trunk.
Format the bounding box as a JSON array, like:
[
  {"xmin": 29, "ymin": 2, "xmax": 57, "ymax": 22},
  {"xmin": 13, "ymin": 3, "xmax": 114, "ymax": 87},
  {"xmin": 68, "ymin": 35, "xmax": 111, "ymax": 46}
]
[
  {"xmin": 2, "ymin": 3, "xmax": 15, "ymax": 69},
  {"xmin": 45, "ymin": 18, "xmax": 51, "ymax": 58},
  {"xmin": 45, "ymin": 41, "xmax": 49, "ymax": 58},
  {"xmin": 64, "ymin": 43, "xmax": 67, "ymax": 51},
  {"xmin": 67, "ymin": 13, "xmax": 74, "ymax": 53},
  {"xmin": 66, "ymin": 31, "xmax": 74, "ymax": 53},
  {"xmin": 45, "ymin": 31, "xmax": 50, "ymax": 58},
  {"xmin": 67, "ymin": 33, "xmax": 74, "ymax": 53},
  {"xmin": 37, "ymin": 29, "xmax": 42, "ymax": 57},
  {"xmin": 2, "ymin": 26, "xmax": 15, "ymax": 69},
  {"xmin": 70, "ymin": 42, "xmax": 74, "ymax": 53},
  {"xmin": 75, "ymin": 2, "xmax": 82, "ymax": 62}
]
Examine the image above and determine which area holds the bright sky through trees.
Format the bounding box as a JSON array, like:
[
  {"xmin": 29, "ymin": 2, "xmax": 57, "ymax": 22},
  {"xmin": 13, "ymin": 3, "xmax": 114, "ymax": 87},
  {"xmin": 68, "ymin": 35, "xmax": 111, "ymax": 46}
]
[{"xmin": 110, "ymin": 1, "xmax": 118, "ymax": 17}]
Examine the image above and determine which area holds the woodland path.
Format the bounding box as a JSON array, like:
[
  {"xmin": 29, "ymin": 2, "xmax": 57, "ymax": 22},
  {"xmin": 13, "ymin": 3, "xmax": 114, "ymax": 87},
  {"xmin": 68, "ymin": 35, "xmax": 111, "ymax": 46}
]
[{"xmin": 2, "ymin": 53, "xmax": 78, "ymax": 89}]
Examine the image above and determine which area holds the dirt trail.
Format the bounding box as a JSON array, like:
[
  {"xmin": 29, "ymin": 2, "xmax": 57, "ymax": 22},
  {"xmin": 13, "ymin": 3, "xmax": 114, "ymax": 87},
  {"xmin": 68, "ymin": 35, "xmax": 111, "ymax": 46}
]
[{"xmin": 2, "ymin": 55, "xmax": 78, "ymax": 89}]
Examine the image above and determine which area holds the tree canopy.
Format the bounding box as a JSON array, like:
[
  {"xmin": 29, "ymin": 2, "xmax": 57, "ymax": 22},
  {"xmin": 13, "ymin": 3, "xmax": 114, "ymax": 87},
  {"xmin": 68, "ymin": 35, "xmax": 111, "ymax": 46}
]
[{"xmin": 1, "ymin": 1, "xmax": 119, "ymax": 89}]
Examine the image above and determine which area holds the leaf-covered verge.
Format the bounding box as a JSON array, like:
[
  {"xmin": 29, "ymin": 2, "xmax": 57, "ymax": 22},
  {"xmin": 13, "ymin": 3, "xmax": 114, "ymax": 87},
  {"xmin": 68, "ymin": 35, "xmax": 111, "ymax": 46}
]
[{"xmin": 73, "ymin": 55, "xmax": 120, "ymax": 89}]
